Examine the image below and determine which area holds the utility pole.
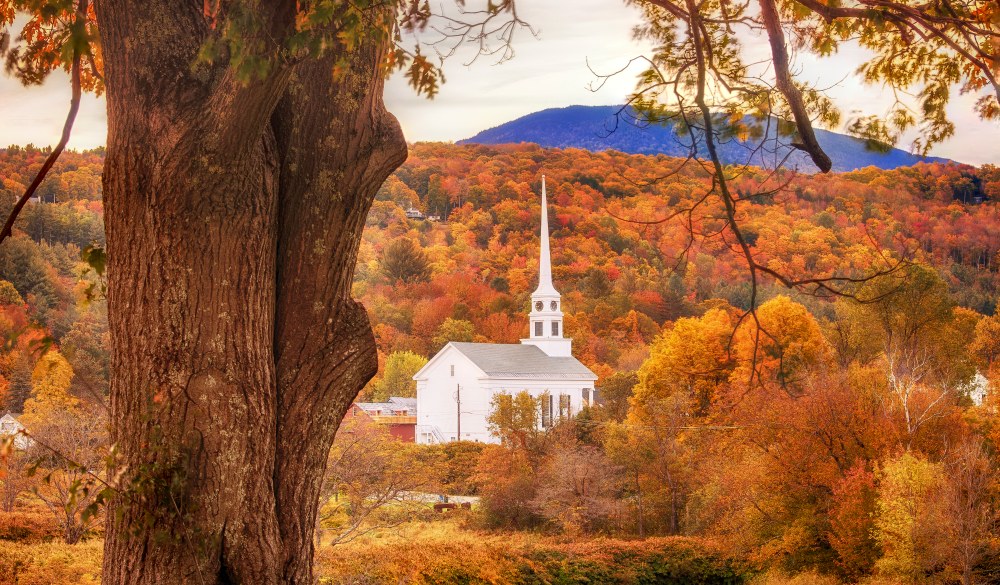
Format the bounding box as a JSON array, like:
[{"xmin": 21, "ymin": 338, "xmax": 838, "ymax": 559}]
[{"xmin": 454, "ymin": 384, "xmax": 461, "ymax": 442}]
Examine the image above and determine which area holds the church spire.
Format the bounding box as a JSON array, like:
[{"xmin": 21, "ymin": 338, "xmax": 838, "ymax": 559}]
[
  {"xmin": 521, "ymin": 174, "xmax": 572, "ymax": 357},
  {"xmin": 534, "ymin": 175, "xmax": 558, "ymax": 296}
]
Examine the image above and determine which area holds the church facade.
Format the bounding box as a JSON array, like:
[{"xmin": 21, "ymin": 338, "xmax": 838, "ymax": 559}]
[{"xmin": 413, "ymin": 176, "xmax": 597, "ymax": 445}]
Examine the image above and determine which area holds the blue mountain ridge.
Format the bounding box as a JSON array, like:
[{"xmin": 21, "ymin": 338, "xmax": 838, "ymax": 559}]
[{"xmin": 458, "ymin": 105, "xmax": 951, "ymax": 173}]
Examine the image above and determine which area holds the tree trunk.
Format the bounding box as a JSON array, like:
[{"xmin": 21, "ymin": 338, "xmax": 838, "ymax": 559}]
[
  {"xmin": 96, "ymin": 2, "xmax": 405, "ymax": 583},
  {"xmin": 271, "ymin": 41, "xmax": 406, "ymax": 584}
]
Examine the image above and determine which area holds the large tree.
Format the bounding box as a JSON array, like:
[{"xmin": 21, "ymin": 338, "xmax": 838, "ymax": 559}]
[{"xmin": 0, "ymin": 1, "xmax": 430, "ymax": 583}]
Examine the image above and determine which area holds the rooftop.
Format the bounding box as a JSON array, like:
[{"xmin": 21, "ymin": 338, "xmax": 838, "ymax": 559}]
[
  {"xmin": 449, "ymin": 342, "xmax": 597, "ymax": 380},
  {"xmin": 354, "ymin": 397, "xmax": 417, "ymax": 416}
]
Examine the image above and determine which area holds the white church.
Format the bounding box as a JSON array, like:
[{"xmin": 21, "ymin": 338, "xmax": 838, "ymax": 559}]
[{"xmin": 414, "ymin": 176, "xmax": 597, "ymax": 445}]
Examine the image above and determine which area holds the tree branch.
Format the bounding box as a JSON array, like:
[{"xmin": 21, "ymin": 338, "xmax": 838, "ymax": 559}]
[
  {"xmin": 0, "ymin": 0, "xmax": 87, "ymax": 246},
  {"xmin": 758, "ymin": 0, "xmax": 832, "ymax": 172}
]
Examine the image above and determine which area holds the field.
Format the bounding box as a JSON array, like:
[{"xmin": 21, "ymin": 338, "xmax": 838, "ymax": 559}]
[{"xmin": 0, "ymin": 508, "xmax": 748, "ymax": 585}]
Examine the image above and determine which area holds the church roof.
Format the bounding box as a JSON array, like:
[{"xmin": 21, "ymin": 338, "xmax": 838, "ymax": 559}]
[{"xmin": 449, "ymin": 342, "xmax": 597, "ymax": 380}]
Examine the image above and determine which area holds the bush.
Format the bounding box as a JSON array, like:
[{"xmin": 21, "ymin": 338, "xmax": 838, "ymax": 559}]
[
  {"xmin": 316, "ymin": 523, "xmax": 747, "ymax": 585},
  {"xmin": 0, "ymin": 509, "xmax": 62, "ymax": 542},
  {"xmin": 0, "ymin": 540, "xmax": 102, "ymax": 585}
]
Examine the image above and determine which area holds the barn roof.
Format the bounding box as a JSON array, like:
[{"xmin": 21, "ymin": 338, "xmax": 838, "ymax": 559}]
[
  {"xmin": 353, "ymin": 397, "xmax": 416, "ymax": 415},
  {"xmin": 449, "ymin": 342, "xmax": 597, "ymax": 380}
]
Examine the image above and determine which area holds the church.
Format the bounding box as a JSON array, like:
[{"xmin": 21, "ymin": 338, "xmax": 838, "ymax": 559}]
[{"xmin": 413, "ymin": 176, "xmax": 597, "ymax": 445}]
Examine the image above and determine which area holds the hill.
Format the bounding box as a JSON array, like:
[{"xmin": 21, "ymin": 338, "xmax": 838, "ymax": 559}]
[{"xmin": 459, "ymin": 105, "xmax": 951, "ymax": 172}]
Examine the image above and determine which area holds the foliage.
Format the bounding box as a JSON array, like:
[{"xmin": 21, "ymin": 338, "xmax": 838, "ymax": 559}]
[
  {"xmin": 828, "ymin": 464, "xmax": 880, "ymax": 580},
  {"xmin": 0, "ymin": 280, "xmax": 23, "ymax": 305},
  {"xmin": 23, "ymin": 406, "xmax": 107, "ymax": 544},
  {"xmin": 472, "ymin": 444, "xmax": 540, "ymax": 529},
  {"xmin": 421, "ymin": 440, "xmax": 485, "ymax": 496},
  {"xmin": 530, "ymin": 442, "xmax": 620, "ymax": 534},
  {"xmin": 873, "ymin": 452, "xmax": 949, "ymax": 581},
  {"xmin": 0, "ymin": 504, "xmax": 62, "ymax": 541},
  {"xmin": 0, "ymin": 144, "xmax": 998, "ymax": 580},
  {"xmin": 486, "ymin": 391, "xmax": 541, "ymax": 449},
  {"xmin": 22, "ymin": 349, "xmax": 77, "ymax": 421},
  {"xmin": 363, "ymin": 350, "xmax": 427, "ymax": 401},
  {"xmin": 381, "ymin": 237, "xmax": 432, "ymax": 284},
  {"xmin": 315, "ymin": 522, "xmax": 748, "ymax": 584},
  {"xmin": 0, "ymin": 539, "xmax": 102, "ymax": 585}
]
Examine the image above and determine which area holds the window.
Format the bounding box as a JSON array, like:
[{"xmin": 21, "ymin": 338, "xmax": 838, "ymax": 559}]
[
  {"xmin": 541, "ymin": 393, "xmax": 552, "ymax": 428},
  {"xmin": 534, "ymin": 321, "xmax": 543, "ymax": 337},
  {"xmin": 582, "ymin": 388, "xmax": 591, "ymax": 407},
  {"xmin": 551, "ymin": 321, "xmax": 559, "ymax": 336},
  {"xmin": 450, "ymin": 365, "xmax": 455, "ymax": 376},
  {"xmin": 559, "ymin": 394, "xmax": 571, "ymax": 419}
]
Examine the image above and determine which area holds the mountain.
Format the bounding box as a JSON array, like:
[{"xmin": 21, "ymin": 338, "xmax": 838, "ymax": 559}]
[{"xmin": 458, "ymin": 105, "xmax": 951, "ymax": 173}]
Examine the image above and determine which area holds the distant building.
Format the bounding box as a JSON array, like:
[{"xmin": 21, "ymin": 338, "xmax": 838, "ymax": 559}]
[
  {"xmin": 0, "ymin": 412, "xmax": 31, "ymax": 450},
  {"xmin": 965, "ymin": 372, "xmax": 990, "ymax": 406},
  {"xmin": 405, "ymin": 207, "xmax": 426, "ymax": 220},
  {"xmin": 414, "ymin": 176, "xmax": 597, "ymax": 445},
  {"xmin": 345, "ymin": 397, "xmax": 417, "ymax": 442}
]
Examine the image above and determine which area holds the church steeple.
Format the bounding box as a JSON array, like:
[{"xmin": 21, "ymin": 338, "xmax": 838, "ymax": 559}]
[
  {"xmin": 522, "ymin": 175, "xmax": 573, "ymax": 357},
  {"xmin": 534, "ymin": 176, "xmax": 558, "ymax": 297}
]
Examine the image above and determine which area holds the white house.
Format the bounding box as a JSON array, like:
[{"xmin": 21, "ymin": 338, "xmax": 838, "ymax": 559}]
[
  {"xmin": 0, "ymin": 412, "xmax": 31, "ymax": 450},
  {"xmin": 414, "ymin": 176, "xmax": 598, "ymax": 444}
]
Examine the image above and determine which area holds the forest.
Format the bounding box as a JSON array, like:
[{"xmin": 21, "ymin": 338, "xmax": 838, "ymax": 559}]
[{"xmin": 2, "ymin": 142, "xmax": 1000, "ymax": 583}]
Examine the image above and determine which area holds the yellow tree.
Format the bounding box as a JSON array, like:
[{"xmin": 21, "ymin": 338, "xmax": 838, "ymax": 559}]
[
  {"xmin": 620, "ymin": 307, "xmax": 736, "ymax": 535},
  {"xmin": 874, "ymin": 452, "xmax": 950, "ymax": 582},
  {"xmin": 730, "ymin": 295, "xmax": 832, "ymax": 398},
  {"xmin": 22, "ymin": 350, "xmax": 77, "ymax": 423},
  {"xmin": 633, "ymin": 307, "xmax": 735, "ymax": 417}
]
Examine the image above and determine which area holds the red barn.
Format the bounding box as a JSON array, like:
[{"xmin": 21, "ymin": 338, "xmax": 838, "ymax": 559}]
[{"xmin": 344, "ymin": 397, "xmax": 417, "ymax": 442}]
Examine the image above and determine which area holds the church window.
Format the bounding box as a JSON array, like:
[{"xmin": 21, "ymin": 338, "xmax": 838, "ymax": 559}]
[
  {"xmin": 541, "ymin": 393, "xmax": 552, "ymax": 428},
  {"xmin": 550, "ymin": 301, "xmax": 558, "ymax": 311},
  {"xmin": 534, "ymin": 321, "xmax": 543, "ymax": 337},
  {"xmin": 583, "ymin": 388, "xmax": 590, "ymax": 406},
  {"xmin": 535, "ymin": 301, "xmax": 543, "ymax": 311},
  {"xmin": 450, "ymin": 365, "xmax": 455, "ymax": 377},
  {"xmin": 551, "ymin": 321, "xmax": 559, "ymax": 336},
  {"xmin": 559, "ymin": 394, "xmax": 570, "ymax": 419}
]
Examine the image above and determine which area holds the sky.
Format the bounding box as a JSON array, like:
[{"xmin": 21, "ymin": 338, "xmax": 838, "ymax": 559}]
[{"xmin": 1, "ymin": 2, "xmax": 998, "ymax": 164}]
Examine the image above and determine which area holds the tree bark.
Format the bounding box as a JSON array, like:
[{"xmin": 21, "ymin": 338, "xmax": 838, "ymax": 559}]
[
  {"xmin": 271, "ymin": 40, "xmax": 406, "ymax": 584},
  {"xmin": 95, "ymin": 2, "xmax": 405, "ymax": 583}
]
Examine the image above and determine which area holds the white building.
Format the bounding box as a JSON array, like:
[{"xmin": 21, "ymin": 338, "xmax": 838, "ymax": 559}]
[
  {"xmin": 0, "ymin": 412, "xmax": 31, "ymax": 450},
  {"xmin": 414, "ymin": 176, "xmax": 597, "ymax": 444}
]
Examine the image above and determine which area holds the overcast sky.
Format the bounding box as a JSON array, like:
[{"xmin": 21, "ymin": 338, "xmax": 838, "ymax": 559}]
[{"xmin": 1, "ymin": 2, "xmax": 997, "ymax": 164}]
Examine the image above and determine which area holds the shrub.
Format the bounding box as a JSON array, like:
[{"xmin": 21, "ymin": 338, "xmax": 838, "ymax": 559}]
[
  {"xmin": 0, "ymin": 509, "xmax": 62, "ymax": 542},
  {"xmin": 316, "ymin": 524, "xmax": 747, "ymax": 585},
  {"xmin": 0, "ymin": 540, "xmax": 102, "ymax": 585}
]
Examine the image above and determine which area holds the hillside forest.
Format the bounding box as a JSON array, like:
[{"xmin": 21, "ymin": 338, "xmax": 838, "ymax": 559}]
[{"xmin": 2, "ymin": 142, "xmax": 1000, "ymax": 583}]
